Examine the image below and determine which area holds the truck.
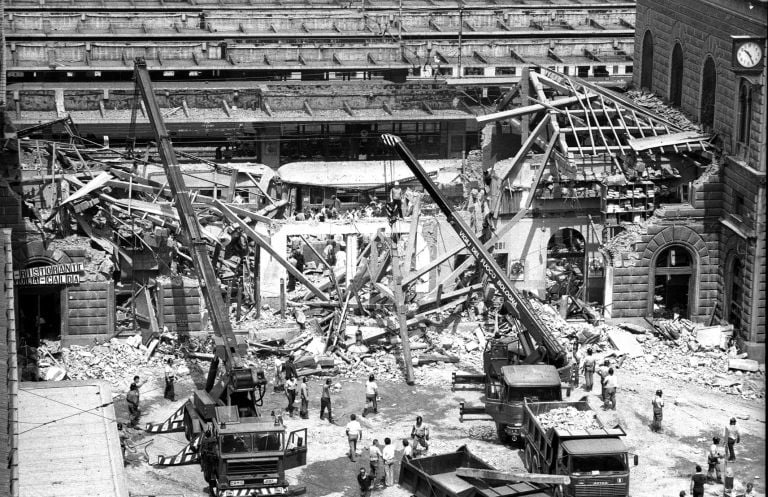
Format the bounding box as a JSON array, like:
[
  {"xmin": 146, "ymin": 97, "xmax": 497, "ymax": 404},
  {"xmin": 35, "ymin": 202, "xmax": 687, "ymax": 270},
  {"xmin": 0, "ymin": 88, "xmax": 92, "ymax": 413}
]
[
  {"xmin": 380, "ymin": 134, "xmax": 574, "ymax": 444},
  {"xmin": 459, "ymin": 364, "xmax": 564, "ymax": 444},
  {"xmin": 133, "ymin": 57, "xmax": 307, "ymax": 496},
  {"xmin": 399, "ymin": 445, "xmax": 554, "ymax": 497},
  {"xmin": 521, "ymin": 400, "xmax": 635, "ymax": 497}
]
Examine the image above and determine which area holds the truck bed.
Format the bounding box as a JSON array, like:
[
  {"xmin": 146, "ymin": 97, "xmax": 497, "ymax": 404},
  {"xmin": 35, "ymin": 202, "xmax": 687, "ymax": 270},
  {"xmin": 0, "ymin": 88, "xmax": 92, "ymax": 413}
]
[
  {"xmin": 525, "ymin": 400, "xmax": 627, "ymax": 440},
  {"xmin": 399, "ymin": 445, "xmax": 551, "ymax": 497}
]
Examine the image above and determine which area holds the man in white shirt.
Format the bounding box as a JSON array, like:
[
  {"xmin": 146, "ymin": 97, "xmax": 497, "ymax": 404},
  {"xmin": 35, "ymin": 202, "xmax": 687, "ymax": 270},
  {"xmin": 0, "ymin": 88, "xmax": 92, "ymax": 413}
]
[
  {"xmin": 368, "ymin": 439, "xmax": 382, "ymax": 485},
  {"xmin": 382, "ymin": 437, "xmax": 396, "ymax": 486},
  {"xmin": 363, "ymin": 374, "xmax": 378, "ymax": 417},
  {"xmin": 285, "ymin": 377, "xmax": 298, "ymax": 417},
  {"xmin": 603, "ymin": 368, "xmax": 617, "ymax": 410},
  {"xmin": 345, "ymin": 414, "xmax": 363, "ymax": 462}
]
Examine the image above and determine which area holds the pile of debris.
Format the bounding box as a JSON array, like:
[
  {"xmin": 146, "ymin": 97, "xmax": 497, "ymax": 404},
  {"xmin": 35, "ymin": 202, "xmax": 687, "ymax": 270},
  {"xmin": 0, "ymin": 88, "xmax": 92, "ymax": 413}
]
[
  {"xmin": 538, "ymin": 406, "xmax": 603, "ymax": 432},
  {"xmin": 622, "ymin": 320, "xmax": 764, "ymax": 400},
  {"xmin": 625, "ymin": 90, "xmax": 701, "ymax": 132}
]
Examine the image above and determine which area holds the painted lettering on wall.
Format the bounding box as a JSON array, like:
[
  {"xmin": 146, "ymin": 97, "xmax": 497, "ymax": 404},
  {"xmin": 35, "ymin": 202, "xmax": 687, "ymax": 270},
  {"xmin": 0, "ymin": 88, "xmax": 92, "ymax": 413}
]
[{"xmin": 14, "ymin": 263, "xmax": 84, "ymax": 286}]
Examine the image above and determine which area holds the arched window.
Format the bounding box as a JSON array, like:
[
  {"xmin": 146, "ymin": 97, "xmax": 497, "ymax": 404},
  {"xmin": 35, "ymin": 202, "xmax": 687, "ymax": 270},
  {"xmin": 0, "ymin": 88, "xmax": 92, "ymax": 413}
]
[
  {"xmin": 652, "ymin": 245, "xmax": 695, "ymax": 319},
  {"xmin": 641, "ymin": 31, "xmax": 654, "ymax": 90},
  {"xmin": 669, "ymin": 43, "xmax": 684, "ymax": 107},
  {"xmin": 700, "ymin": 56, "xmax": 717, "ymax": 129},
  {"xmin": 738, "ymin": 80, "xmax": 753, "ymax": 145}
]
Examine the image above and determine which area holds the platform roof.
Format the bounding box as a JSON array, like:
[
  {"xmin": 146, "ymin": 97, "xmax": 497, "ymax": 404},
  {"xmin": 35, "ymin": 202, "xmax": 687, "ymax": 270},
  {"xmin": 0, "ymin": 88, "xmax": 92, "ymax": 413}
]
[{"xmin": 18, "ymin": 381, "xmax": 128, "ymax": 497}]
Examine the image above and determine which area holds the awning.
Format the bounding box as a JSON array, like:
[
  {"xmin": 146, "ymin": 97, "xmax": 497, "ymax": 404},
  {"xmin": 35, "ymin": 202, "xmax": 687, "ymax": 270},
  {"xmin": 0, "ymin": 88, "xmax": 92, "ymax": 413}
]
[{"xmin": 277, "ymin": 159, "xmax": 462, "ymax": 188}]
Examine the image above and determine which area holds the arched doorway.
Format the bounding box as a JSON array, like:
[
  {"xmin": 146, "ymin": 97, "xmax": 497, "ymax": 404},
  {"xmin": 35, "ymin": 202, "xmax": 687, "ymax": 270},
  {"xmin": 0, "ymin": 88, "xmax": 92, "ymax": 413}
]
[
  {"xmin": 727, "ymin": 258, "xmax": 744, "ymax": 330},
  {"xmin": 670, "ymin": 43, "xmax": 684, "ymax": 107},
  {"xmin": 700, "ymin": 56, "xmax": 717, "ymax": 129},
  {"xmin": 641, "ymin": 31, "xmax": 654, "ymax": 90},
  {"xmin": 546, "ymin": 228, "xmax": 586, "ymax": 300},
  {"xmin": 652, "ymin": 245, "xmax": 694, "ymax": 319}
]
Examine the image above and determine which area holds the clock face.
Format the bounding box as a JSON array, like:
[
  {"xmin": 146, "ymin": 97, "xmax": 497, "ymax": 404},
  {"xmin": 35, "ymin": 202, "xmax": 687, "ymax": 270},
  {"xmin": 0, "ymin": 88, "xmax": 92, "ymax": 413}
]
[{"xmin": 737, "ymin": 42, "xmax": 763, "ymax": 68}]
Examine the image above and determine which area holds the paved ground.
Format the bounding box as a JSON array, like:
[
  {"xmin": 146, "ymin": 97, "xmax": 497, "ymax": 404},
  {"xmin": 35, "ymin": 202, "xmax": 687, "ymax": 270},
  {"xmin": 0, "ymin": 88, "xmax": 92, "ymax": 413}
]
[{"xmin": 117, "ymin": 358, "xmax": 765, "ymax": 497}]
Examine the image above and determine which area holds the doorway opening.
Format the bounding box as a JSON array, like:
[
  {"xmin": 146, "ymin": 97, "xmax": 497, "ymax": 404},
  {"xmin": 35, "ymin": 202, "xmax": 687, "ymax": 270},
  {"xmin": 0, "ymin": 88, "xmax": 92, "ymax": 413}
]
[
  {"xmin": 641, "ymin": 31, "xmax": 654, "ymax": 90},
  {"xmin": 19, "ymin": 287, "xmax": 62, "ymax": 347},
  {"xmin": 652, "ymin": 245, "xmax": 694, "ymax": 319},
  {"xmin": 728, "ymin": 257, "xmax": 744, "ymax": 330},
  {"xmin": 670, "ymin": 43, "xmax": 684, "ymax": 107},
  {"xmin": 546, "ymin": 228, "xmax": 586, "ymax": 301}
]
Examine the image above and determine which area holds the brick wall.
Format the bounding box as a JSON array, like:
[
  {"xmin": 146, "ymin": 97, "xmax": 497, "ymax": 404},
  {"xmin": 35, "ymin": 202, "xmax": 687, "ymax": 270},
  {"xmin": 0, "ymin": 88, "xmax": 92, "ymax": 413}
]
[
  {"xmin": 157, "ymin": 276, "xmax": 202, "ymax": 334},
  {"xmin": 0, "ymin": 229, "xmax": 18, "ymax": 497}
]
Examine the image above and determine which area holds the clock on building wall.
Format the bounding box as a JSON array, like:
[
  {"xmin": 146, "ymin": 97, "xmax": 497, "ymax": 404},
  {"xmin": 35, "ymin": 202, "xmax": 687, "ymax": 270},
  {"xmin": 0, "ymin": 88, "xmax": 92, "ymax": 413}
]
[{"xmin": 731, "ymin": 36, "xmax": 765, "ymax": 73}]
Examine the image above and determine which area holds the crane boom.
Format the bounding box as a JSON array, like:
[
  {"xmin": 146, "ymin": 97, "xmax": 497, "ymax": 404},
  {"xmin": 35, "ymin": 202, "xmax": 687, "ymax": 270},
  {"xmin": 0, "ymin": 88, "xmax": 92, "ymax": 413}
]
[
  {"xmin": 381, "ymin": 134, "xmax": 567, "ymax": 368},
  {"xmin": 133, "ymin": 59, "xmax": 248, "ymax": 376}
]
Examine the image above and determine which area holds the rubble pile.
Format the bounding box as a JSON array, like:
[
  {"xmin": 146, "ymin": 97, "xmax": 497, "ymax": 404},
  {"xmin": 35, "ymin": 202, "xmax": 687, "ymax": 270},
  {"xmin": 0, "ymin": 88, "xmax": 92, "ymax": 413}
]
[
  {"xmin": 625, "ymin": 90, "xmax": 701, "ymax": 131},
  {"xmin": 537, "ymin": 406, "xmax": 603, "ymax": 432},
  {"xmin": 623, "ymin": 321, "xmax": 765, "ymax": 400}
]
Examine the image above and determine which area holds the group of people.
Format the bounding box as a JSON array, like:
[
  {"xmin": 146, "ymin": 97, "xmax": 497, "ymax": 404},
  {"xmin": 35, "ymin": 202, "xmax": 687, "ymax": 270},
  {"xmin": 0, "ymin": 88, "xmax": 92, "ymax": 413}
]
[
  {"xmin": 577, "ymin": 345, "xmax": 618, "ymax": 410},
  {"xmin": 354, "ymin": 415, "xmax": 431, "ymax": 496},
  {"xmin": 124, "ymin": 356, "xmax": 178, "ymax": 430}
]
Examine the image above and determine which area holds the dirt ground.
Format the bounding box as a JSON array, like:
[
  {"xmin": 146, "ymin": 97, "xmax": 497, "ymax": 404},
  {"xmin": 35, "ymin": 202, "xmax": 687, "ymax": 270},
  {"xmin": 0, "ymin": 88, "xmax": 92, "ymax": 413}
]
[{"xmin": 118, "ymin": 357, "xmax": 766, "ymax": 497}]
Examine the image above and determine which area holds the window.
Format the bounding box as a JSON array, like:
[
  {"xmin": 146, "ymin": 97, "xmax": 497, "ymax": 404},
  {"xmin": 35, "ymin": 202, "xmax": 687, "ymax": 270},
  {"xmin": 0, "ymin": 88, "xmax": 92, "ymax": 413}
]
[
  {"xmin": 496, "ymin": 67, "xmax": 517, "ymax": 76},
  {"xmin": 641, "ymin": 30, "xmax": 654, "ymax": 90},
  {"xmin": 570, "ymin": 454, "xmax": 627, "ymax": 473},
  {"xmin": 670, "ymin": 43, "xmax": 684, "ymax": 107},
  {"xmin": 577, "ymin": 66, "xmax": 590, "ymax": 77},
  {"xmin": 463, "ymin": 67, "xmax": 483, "ymax": 76},
  {"xmin": 738, "ymin": 80, "xmax": 753, "ymax": 145},
  {"xmin": 700, "ymin": 56, "xmax": 717, "ymax": 130},
  {"xmin": 734, "ymin": 194, "xmax": 746, "ymax": 219}
]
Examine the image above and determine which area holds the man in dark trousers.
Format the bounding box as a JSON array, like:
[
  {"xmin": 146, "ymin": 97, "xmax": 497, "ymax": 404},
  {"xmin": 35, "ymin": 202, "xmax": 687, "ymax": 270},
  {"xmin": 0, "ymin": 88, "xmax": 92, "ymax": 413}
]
[
  {"xmin": 651, "ymin": 390, "xmax": 664, "ymax": 432},
  {"xmin": 357, "ymin": 467, "xmax": 374, "ymax": 497},
  {"xmin": 320, "ymin": 378, "xmax": 334, "ymax": 423},
  {"xmin": 126, "ymin": 383, "xmax": 141, "ymax": 428},
  {"xmin": 725, "ymin": 417, "xmax": 740, "ymax": 461},
  {"xmin": 690, "ymin": 464, "xmax": 706, "ymax": 497},
  {"xmin": 597, "ymin": 359, "xmax": 611, "ymax": 402},
  {"xmin": 299, "ymin": 377, "xmax": 309, "ymax": 419},
  {"xmin": 284, "ymin": 355, "xmax": 298, "ymax": 381},
  {"xmin": 707, "ymin": 437, "xmax": 723, "ymax": 484},
  {"xmin": 582, "ymin": 348, "xmax": 596, "ymax": 391}
]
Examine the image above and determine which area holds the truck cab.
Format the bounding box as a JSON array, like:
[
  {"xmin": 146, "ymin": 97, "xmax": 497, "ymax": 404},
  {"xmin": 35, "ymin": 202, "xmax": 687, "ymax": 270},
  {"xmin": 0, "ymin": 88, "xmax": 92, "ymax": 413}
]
[
  {"xmin": 556, "ymin": 439, "xmax": 630, "ymax": 496},
  {"xmin": 486, "ymin": 365, "xmax": 563, "ymax": 444},
  {"xmin": 200, "ymin": 406, "xmax": 307, "ymax": 496}
]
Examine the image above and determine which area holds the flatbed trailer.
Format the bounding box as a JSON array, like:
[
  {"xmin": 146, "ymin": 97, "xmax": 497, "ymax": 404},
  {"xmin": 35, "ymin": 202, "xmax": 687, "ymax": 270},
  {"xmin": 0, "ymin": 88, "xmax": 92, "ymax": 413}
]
[{"xmin": 399, "ymin": 445, "xmax": 553, "ymax": 497}]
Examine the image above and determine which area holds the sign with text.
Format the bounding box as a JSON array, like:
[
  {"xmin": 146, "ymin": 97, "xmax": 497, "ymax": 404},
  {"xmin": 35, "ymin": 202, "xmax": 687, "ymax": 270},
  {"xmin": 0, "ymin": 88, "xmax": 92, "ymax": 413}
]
[{"xmin": 14, "ymin": 263, "xmax": 84, "ymax": 286}]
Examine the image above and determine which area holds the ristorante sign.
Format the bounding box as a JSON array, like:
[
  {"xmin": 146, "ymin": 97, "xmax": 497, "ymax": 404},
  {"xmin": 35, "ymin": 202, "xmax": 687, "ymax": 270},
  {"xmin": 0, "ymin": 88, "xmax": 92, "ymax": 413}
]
[{"xmin": 14, "ymin": 263, "xmax": 84, "ymax": 286}]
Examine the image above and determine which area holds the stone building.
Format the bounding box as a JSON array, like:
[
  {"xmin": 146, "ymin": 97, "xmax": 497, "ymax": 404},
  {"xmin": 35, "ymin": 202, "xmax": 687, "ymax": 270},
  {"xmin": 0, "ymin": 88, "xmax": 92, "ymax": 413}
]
[{"xmin": 634, "ymin": 0, "xmax": 766, "ymax": 347}]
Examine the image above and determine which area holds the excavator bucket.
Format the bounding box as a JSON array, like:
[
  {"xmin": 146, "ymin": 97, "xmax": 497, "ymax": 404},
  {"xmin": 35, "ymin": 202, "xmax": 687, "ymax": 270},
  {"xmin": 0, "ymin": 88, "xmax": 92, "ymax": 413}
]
[
  {"xmin": 145, "ymin": 403, "xmax": 186, "ymax": 433},
  {"xmin": 155, "ymin": 434, "xmax": 201, "ymax": 466}
]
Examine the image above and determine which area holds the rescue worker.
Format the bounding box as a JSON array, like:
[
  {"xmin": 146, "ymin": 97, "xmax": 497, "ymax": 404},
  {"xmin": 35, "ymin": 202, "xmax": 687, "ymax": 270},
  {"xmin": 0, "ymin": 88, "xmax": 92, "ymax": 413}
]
[
  {"xmin": 346, "ymin": 414, "xmax": 363, "ymax": 462},
  {"xmin": 363, "ymin": 374, "xmax": 378, "ymax": 417},
  {"xmin": 603, "ymin": 368, "xmax": 617, "ymax": 410},
  {"xmin": 299, "ymin": 377, "xmax": 309, "ymax": 419},
  {"xmin": 368, "ymin": 439, "xmax": 382, "ymax": 485},
  {"xmin": 284, "ymin": 355, "xmax": 298, "ymax": 381},
  {"xmin": 117, "ymin": 423, "xmax": 128, "ymax": 460},
  {"xmin": 571, "ymin": 339, "xmax": 583, "ymax": 387},
  {"xmin": 164, "ymin": 357, "xmax": 176, "ymax": 402},
  {"xmin": 725, "ymin": 417, "xmax": 740, "ymax": 461},
  {"xmin": 357, "ymin": 467, "xmax": 374, "ymax": 497},
  {"xmin": 382, "ymin": 437, "xmax": 396, "ymax": 486},
  {"xmin": 690, "ymin": 464, "xmax": 706, "ymax": 497},
  {"xmin": 707, "ymin": 437, "xmax": 723, "ymax": 484},
  {"xmin": 126, "ymin": 383, "xmax": 141, "ymax": 428},
  {"xmin": 582, "ymin": 348, "xmax": 596, "ymax": 391},
  {"xmin": 390, "ymin": 181, "xmax": 403, "ymax": 218},
  {"xmin": 320, "ymin": 378, "xmax": 334, "ymax": 423},
  {"xmin": 597, "ymin": 359, "xmax": 611, "ymax": 402},
  {"xmin": 411, "ymin": 415, "xmax": 430, "ymax": 455},
  {"xmin": 651, "ymin": 390, "xmax": 664, "ymax": 432},
  {"xmin": 285, "ymin": 376, "xmax": 298, "ymax": 417}
]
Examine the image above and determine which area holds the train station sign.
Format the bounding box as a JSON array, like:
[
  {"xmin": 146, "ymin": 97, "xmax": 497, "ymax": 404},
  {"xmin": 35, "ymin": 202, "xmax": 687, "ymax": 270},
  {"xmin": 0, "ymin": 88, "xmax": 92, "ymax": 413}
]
[{"xmin": 14, "ymin": 263, "xmax": 84, "ymax": 286}]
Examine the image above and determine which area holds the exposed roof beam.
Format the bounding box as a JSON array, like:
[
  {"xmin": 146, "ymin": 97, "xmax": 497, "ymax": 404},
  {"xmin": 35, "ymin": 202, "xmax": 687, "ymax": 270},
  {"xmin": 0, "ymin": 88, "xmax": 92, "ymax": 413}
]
[
  {"xmin": 383, "ymin": 102, "xmax": 393, "ymax": 115},
  {"xmin": 303, "ymin": 100, "xmax": 313, "ymax": 116},
  {"xmin": 343, "ymin": 101, "xmax": 355, "ymax": 117}
]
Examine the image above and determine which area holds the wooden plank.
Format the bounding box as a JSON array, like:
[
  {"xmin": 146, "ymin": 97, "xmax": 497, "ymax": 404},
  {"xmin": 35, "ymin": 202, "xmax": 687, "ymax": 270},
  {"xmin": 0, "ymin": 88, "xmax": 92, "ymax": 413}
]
[
  {"xmin": 390, "ymin": 237, "xmax": 415, "ymax": 385},
  {"xmin": 627, "ymin": 131, "xmax": 707, "ymax": 151},
  {"xmin": 476, "ymin": 94, "xmax": 598, "ymax": 124},
  {"xmin": 403, "ymin": 194, "xmax": 422, "ymax": 272},
  {"xmin": 61, "ymin": 171, "xmax": 112, "ymax": 207},
  {"xmin": 214, "ymin": 200, "xmax": 329, "ymax": 301},
  {"xmin": 455, "ymin": 467, "xmax": 570, "ymax": 485}
]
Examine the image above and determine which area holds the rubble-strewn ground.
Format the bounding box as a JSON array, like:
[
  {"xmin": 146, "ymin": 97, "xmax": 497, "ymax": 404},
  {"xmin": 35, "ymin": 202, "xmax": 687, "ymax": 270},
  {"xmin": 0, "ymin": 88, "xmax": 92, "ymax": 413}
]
[{"xmin": 114, "ymin": 336, "xmax": 766, "ymax": 497}]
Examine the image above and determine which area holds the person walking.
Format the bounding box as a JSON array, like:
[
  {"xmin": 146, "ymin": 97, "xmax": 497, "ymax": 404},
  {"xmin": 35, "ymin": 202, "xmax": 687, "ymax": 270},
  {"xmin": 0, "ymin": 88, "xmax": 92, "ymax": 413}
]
[
  {"xmin": 651, "ymin": 389, "xmax": 664, "ymax": 432},
  {"xmin": 597, "ymin": 359, "xmax": 611, "ymax": 402},
  {"xmin": 363, "ymin": 374, "xmax": 378, "ymax": 417},
  {"xmin": 368, "ymin": 439, "xmax": 382, "ymax": 486},
  {"xmin": 382, "ymin": 437, "xmax": 396, "ymax": 487},
  {"xmin": 707, "ymin": 437, "xmax": 723, "ymax": 484},
  {"xmin": 320, "ymin": 379, "xmax": 334, "ymax": 423},
  {"xmin": 603, "ymin": 368, "xmax": 617, "ymax": 410},
  {"xmin": 285, "ymin": 376, "xmax": 298, "ymax": 417},
  {"xmin": 582, "ymin": 348, "xmax": 596, "ymax": 391},
  {"xmin": 725, "ymin": 418, "xmax": 741, "ymax": 461},
  {"xmin": 357, "ymin": 467, "xmax": 374, "ymax": 497},
  {"xmin": 690, "ymin": 464, "xmax": 706, "ymax": 497},
  {"xmin": 299, "ymin": 377, "xmax": 309, "ymax": 419},
  {"xmin": 126, "ymin": 383, "xmax": 141, "ymax": 428},
  {"xmin": 346, "ymin": 414, "xmax": 363, "ymax": 462},
  {"xmin": 164, "ymin": 357, "xmax": 176, "ymax": 401},
  {"xmin": 411, "ymin": 415, "xmax": 430, "ymax": 455}
]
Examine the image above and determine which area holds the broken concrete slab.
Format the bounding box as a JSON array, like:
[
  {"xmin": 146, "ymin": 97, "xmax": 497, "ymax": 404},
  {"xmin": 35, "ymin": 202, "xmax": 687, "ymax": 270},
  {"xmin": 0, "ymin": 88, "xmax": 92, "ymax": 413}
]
[
  {"xmin": 247, "ymin": 325, "xmax": 300, "ymax": 344},
  {"xmin": 607, "ymin": 329, "xmax": 644, "ymax": 357},
  {"xmin": 728, "ymin": 358, "xmax": 760, "ymax": 372},
  {"xmin": 695, "ymin": 326, "xmax": 725, "ymax": 349}
]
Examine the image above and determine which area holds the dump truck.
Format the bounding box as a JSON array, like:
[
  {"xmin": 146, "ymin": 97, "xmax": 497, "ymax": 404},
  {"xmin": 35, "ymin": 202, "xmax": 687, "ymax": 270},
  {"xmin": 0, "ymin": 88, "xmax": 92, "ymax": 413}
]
[
  {"xmin": 521, "ymin": 400, "xmax": 635, "ymax": 497},
  {"xmin": 399, "ymin": 445, "xmax": 557, "ymax": 497},
  {"xmin": 458, "ymin": 364, "xmax": 564, "ymax": 444}
]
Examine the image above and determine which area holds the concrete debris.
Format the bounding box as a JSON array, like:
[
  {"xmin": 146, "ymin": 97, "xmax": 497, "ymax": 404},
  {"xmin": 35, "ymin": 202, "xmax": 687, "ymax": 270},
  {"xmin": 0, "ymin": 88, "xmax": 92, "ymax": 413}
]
[
  {"xmin": 537, "ymin": 406, "xmax": 603, "ymax": 432},
  {"xmin": 625, "ymin": 90, "xmax": 701, "ymax": 131}
]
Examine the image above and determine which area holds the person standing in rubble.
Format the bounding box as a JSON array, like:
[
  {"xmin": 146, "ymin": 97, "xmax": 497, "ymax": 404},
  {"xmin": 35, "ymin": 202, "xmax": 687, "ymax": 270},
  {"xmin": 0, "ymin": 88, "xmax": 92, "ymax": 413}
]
[
  {"xmin": 368, "ymin": 439, "xmax": 382, "ymax": 486},
  {"xmin": 390, "ymin": 181, "xmax": 404, "ymax": 218},
  {"xmin": 323, "ymin": 240, "xmax": 338, "ymax": 274},
  {"xmin": 690, "ymin": 464, "xmax": 706, "ymax": 497},
  {"xmin": 597, "ymin": 359, "xmax": 611, "ymax": 402},
  {"xmin": 320, "ymin": 378, "xmax": 334, "ymax": 423},
  {"xmin": 571, "ymin": 339, "xmax": 584, "ymax": 387},
  {"xmin": 582, "ymin": 348, "xmax": 596, "ymax": 391},
  {"xmin": 299, "ymin": 377, "xmax": 309, "ymax": 419},
  {"xmin": 707, "ymin": 436, "xmax": 723, "ymax": 484},
  {"xmin": 382, "ymin": 437, "xmax": 396, "ymax": 486},
  {"xmin": 363, "ymin": 374, "xmax": 378, "ymax": 417},
  {"xmin": 285, "ymin": 376, "xmax": 298, "ymax": 417},
  {"xmin": 346, "ymin": 414, "xmax": 363, "ymax": 462},
  {"xmin": 126, "ymin": 383, "xmax": 141, "ymax": 428},
  {"xmin": 411, "ymin": 415, "xmax": 430, "ymax": 455},
  {"xmin": 273, "ymin": 357, "xmax": 285, "ymax": 393},
  {"xmin": 603, "ymin": 368, "xmax": 617, "ymax": 410},
  {"xmin": 724, "ymin": 418, "xmax": 741, "ymax": 461},
  {"xmin": 164, "ymin": 357, "xmax": 176, "ymax": 402},
  {"xmin": 284, "ymin": 355, "xmax": 298, "ymax": 381},
  {"xmin": 287, "ymin": 248, "xmax": 305, "ymax": 292},
  {"xmin": 651, "ymin": 390, "xmax": 664, "ymax": 432}
]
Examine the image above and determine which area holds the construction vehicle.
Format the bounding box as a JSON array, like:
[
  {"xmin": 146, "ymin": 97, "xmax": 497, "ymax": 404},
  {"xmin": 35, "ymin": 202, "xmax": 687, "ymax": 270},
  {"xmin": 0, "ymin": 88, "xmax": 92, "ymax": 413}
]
[
  {"xmin": 380, "ymin": 134, "xmax": 572, "ymax": 443},
  {"xmin": 522, "ymin": 399, "xmax": 636, "ymax": 497},
  {"xmin": 399, "ymin": 445, "xmax": 560, "ymax": 497},
  {"xmin": 133, "ymin": 57, "xmax": 307, "ymax": 496}
]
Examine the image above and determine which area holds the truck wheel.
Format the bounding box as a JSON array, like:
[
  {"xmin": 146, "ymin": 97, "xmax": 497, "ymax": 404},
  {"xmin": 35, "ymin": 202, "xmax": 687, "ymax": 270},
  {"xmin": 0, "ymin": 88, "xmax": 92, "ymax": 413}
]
[
  {"xmin": 524, "ymin": 445, "xmax": 533, "ymax": 472},
  {"xmin": 183, "ymin": 409, "xmax": 193, "ymax": 442},
  {"xmin": 496, "ymin": 423, "xmax": 510, "ymax": 444}
]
